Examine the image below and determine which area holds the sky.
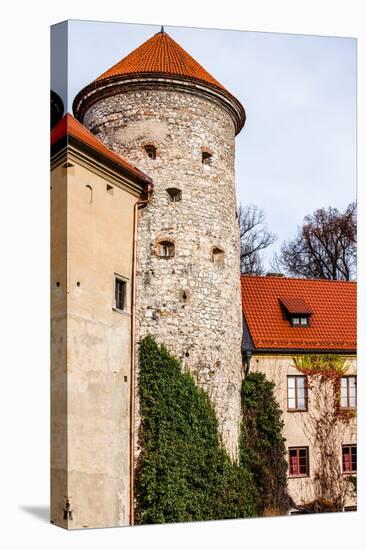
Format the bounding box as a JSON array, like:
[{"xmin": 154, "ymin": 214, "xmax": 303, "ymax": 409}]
[{"xmin": 51, "ymin": 20, "xmax": 356, "ymax": 269}]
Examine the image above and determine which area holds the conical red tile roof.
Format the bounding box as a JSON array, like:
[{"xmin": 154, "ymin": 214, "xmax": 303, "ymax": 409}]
[
  {"xmin": 74, "ymin": 29, "xmax": 245, "ymax": 134},
  {"xmin": 94, "ymin": 30, "xmax": 226, "ymax": 91}
]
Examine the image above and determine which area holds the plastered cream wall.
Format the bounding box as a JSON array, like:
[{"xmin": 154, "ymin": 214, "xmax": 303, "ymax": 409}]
[
  {"xmin": 51, "ymin": 162, "xmax": 68, "ymax": 527},
  {"xmin": 51, "ymin": 156, "xmax": 138, "ymax": 529},
  {"xmin": 252, "ymin": 355, "xmax": 357, "ymax": 510}
]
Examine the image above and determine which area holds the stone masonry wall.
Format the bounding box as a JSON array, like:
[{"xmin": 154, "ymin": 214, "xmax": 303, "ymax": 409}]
[{"xmin": 83, "ymin": 87, "xmax": 243, "ymax": 458}]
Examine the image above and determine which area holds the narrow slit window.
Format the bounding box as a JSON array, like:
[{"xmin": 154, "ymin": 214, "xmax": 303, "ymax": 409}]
[
  {"xmin": 85, "ymin": 184, "xmax": 93, "ymax": 203},
  {"xmin": 212, "ymin": 247, "xmax": 224, "ymax": 265},
  {"xmin": 115, "ymin": 277, "xmax": 126, "ymax": 311},
  {"xmin": 144, "ymin": 144, "xmax": 156, "ymax": 159}
]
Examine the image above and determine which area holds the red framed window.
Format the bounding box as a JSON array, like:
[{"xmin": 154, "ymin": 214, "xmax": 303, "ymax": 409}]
[
  {"xmin": 289, "ymin": 447, "xmax": 309, "ymax": 477},
  {"xmin": 287, "ymin": 376, "xmax": 308, "ymax": 411},
  {"xmin": 342, "ymin": 445, "xmax": 357, "ymax": 473},
  {"xmin": 340, "ymin": 376, "xmax": 357, "ymax": 409}
]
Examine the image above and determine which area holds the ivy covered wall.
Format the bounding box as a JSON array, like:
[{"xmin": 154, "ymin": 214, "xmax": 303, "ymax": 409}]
[{"xmin": 135, "ymin": 336, "xmax": 289, "ymax": 524}]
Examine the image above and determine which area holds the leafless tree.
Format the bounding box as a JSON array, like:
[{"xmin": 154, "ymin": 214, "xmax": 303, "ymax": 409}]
[
  {"xmin": 238, "ymin": 204, "xmax": 276, "ymax": 275},
  {"xmin": 274, "ymin": 202, "xmax": 356, "ymax": 280}
]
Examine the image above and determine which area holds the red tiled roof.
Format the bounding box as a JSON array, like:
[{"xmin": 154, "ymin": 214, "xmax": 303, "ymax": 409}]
[
  {"xmin": 241, "ymin": 276, "xmax": 356, "ymax": 352},
  {"xmin": 279, "ymin": 297, "xmax": 313, "ymax": 315},
  {"xmin": 94, "ymin": 30, "xmax": 226, "ymax": 92},
  {"xmin": 51, "ymin": 114, "xmax": 152, "ymax": 185}
]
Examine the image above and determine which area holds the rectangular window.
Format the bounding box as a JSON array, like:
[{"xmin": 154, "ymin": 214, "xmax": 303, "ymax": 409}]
[
  {"xmin": 287, "ymin": 376, "xmax": 308, "ymax": 411},
  {"xmin": 115, "ymin": 277, "xmax": 126, "ymax": 311},
  {"xmin": 289, "ymin": 447, "xmax": 309, "ymax": 477},
  {"xmin": 342, "ymin": 445, "xmax": 357, "ymax": 473},
  {"xmin": 341, "ymin": 376, "xmax": 357, "ymax": 409}
]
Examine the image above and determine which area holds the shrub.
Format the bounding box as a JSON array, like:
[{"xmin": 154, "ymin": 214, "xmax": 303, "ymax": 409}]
[
  {"xmin": 240, "ymin": 372, "xmax": 290, "ymax": 515},
  {"xmin": 135, "ymin": 336, "xmax": 257, "ymax": 524}
]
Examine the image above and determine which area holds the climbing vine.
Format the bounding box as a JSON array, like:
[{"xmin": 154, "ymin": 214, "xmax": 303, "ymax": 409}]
[
  {"xmin": 291, "ymin": 354, "xmax": 356, "ymax": 512},
  {"xmin": 135, "ymin": 336, "xmax": 258, "ymax": 524}
]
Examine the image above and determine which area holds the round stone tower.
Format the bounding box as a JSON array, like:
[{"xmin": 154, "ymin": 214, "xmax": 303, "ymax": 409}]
[{"xmin": 74, "ymin": 29, "xmax": 246, "ymax": 458}]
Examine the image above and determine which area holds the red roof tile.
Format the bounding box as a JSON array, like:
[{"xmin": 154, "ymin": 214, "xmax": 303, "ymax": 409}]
[
  {"xmin": 51, "ymin": 114, "xmax": 152, "ymax": 186},
  {"xmin": 94, "ymin": 30, "xmax": 226, "ymax": 92},
  {"xmin": 279, "ymin": 297, "xmax": 313, "ymax": 315},
  {"xmin": 241, "ymin": 276, "xmax": 356, "ymax": 352}
]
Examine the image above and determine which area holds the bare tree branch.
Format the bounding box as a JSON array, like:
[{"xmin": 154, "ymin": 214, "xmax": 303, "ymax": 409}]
[
  {"xmin": 238, "ymin": 204, "xmax": 277, "ymax": 275},
  {"xmin": 275, "ymin": 203, "xmax": 356, "ymax": 280}
]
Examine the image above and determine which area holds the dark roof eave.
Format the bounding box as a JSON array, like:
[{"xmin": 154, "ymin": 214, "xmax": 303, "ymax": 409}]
[
  {"xmin": 51, "ymin": 134, "xmax": 153, "ymax": 191},
  {"xmin": 73, "ymin": 73, "xmax": 246, "ymax": 135},
  {"xmin": 251, "ymin": 347, "xmax": 357, "ymax": 355}
]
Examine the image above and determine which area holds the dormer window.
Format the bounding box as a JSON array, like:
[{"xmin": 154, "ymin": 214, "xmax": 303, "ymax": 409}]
[
  {"xmin": 166, "ymin": 188, "xmax": 182, "ymax": 202},
  {"xmin": 291, "ymin": 316, "xmax": 309, "ymax": 327},
  {"xmin": 279, "ymin": 297, "xmax": 313, "ymax": 327},
  {"xmin": 144, "ymin": 144, "xmax": 156, "ymax": 159}
]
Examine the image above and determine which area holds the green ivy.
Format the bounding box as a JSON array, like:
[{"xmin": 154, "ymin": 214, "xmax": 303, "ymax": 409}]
[
  {"xmin": 135, "ymin": 336, "xmax": 257, "ymax": 524},
  {"xmin": 135, "ymin": 337, "xmax": 289, "ymax": 523},
  {"xmin": 240, "ymin": 372, "xmax": 290, "ymax": 515}
]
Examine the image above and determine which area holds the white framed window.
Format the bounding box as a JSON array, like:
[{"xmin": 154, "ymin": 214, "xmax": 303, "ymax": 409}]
[
  {"xmin": 340, "ymin": 376, "xmax": 357, "ymax": 409},
  {"xmin": 287, "ymin": 375, "xmax": 308, "ymax": 411}
]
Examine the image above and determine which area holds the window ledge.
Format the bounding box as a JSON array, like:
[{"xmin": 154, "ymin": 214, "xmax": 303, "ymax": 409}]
[
  {"xmin": 287, "ymin": 409, "xmax": 308, "ymax": 413},
  {"xmin": 112, "ymin": 307, "xmax": 131, "ymax": 317},
  {"xmin": 288, "ymin": 475, "xmax": 310, "ymax": 479}
]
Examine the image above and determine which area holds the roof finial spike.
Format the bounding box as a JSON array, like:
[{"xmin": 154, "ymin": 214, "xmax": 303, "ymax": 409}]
[{"xmin": 161, "ymin": 25, "xmax": 164, "ymax": 33}]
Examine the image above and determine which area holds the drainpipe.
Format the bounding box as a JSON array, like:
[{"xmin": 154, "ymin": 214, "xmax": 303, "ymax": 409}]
[{"xmin": 129, "ymin": 190, "xmax": 151, "ymax": 526}]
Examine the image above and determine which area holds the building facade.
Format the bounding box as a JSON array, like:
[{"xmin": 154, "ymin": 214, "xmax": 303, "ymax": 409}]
[
  {"xmin": 73, "ymin": 29, "xmax": 246, "ymax": 459},
  {"xmin": 51, "ymin": 113, "xmax": 152, "ymax": 529},
  {"xmin": 241, "ymin": 275, "xmax": 357, "ymax": 513}
]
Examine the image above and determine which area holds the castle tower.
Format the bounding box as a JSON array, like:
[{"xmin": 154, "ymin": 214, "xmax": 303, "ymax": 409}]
[{"xmin": 74, "ymin": 29, "xmax": 246, "ymax": 458}]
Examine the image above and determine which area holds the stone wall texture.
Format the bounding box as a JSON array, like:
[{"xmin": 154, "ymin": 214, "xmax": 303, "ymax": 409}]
[{"xmin": 84, "ymin": 87, "xmax": 243, "ymax": 458}]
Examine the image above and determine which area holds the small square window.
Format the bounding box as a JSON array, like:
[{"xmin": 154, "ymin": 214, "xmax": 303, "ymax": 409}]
[
  {"xmin": 342, "ymin": 445, "xmax": 357, "ymax": 473},
  {"xmin": 158, "ymin": 241, "xmax": 175, "ymax": 258},
  {"xmin": 289, "ymin": 447, "xmax": 309, "ymax": 477},
  {"xmin": 202, "ymin": 151, "xmax": 212, "ymax": 165},
  {"xmin": 166, "ymin": 188, "xmax": 182, "ymax": 202},
  {"xmin": 115, "ymin": 277, "xmax": 126, "ymax": 311}
]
